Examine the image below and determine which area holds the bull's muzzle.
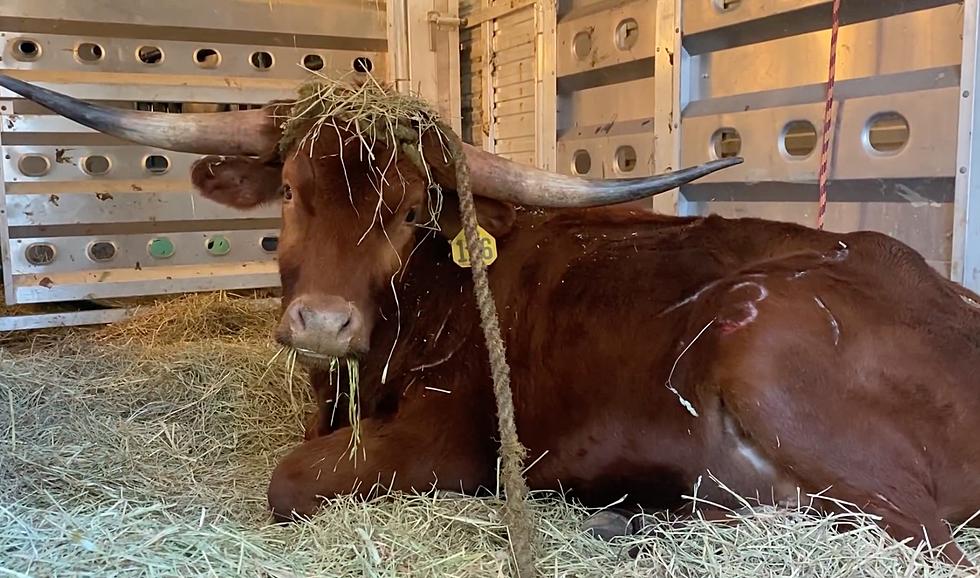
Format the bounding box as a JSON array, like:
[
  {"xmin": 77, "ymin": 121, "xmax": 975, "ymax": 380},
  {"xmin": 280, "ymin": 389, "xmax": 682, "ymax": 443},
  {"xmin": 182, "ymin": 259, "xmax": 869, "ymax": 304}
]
[{"xmin": 276, "ymin": 295, "xmax": 365, "ymax": 359}]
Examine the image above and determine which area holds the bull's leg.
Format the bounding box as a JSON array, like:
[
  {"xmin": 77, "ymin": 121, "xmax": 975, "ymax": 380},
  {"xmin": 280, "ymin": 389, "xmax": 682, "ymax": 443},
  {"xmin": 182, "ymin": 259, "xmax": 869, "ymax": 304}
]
[
  {"xmin": 720, "ymin": 377, "xmax": 971, "ymax": 567},
  {"xmin": 268, "ymin": 403, "xmax": 495, "ymax": 520},
  {"xmin": 683, "ymin": 276, "xmax": 974, "ymax": 567}
]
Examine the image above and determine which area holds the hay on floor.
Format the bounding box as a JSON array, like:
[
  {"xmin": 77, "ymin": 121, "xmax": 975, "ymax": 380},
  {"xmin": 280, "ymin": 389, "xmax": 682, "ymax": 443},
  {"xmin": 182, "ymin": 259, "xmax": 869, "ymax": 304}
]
[{"xmin": 0, "ymin": 293, "xmax": 978, "ymax": 577}]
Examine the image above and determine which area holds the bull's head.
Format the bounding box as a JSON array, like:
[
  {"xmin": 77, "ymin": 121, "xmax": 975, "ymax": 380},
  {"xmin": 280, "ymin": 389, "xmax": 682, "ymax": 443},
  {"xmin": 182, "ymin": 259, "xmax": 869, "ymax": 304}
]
[{"xmin": 0, "ymin": 76, "xmax": 741, "ymax": 362}]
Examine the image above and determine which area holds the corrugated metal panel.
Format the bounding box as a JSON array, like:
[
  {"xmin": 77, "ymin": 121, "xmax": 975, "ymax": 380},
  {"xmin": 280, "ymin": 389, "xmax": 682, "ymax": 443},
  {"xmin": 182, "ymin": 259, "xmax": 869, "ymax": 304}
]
[
  {"xmin": 492, "ymin": 5, "xmax": 536, "ymax": 165},
  {"xmin": 459, "ymin": 0, "xmax": 484, "ymax": 147}
]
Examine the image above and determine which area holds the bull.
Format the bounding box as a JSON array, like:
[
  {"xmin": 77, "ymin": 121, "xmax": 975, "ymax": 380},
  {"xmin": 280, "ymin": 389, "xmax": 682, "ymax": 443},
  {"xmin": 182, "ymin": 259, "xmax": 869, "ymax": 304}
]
[{"xmin": 3, "ymin": 74, "xmax": 979, "ymax": 566}]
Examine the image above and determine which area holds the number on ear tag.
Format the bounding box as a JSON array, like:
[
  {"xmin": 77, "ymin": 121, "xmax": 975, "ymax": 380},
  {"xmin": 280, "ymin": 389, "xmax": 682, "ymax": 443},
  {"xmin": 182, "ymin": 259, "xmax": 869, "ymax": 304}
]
[{"xmin": 451, "ymin": 226, "xmax": 498, "ymax": 268}]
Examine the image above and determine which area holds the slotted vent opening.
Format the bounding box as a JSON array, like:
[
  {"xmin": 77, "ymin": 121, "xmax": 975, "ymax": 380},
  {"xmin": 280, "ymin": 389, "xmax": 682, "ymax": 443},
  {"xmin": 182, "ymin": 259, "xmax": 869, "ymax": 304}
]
[
  {"xmin": 88, "ymin": 241, "xmax": 117, "ymax": 262},
  {"xmin": 303, "ymin": 54, "xmax": 324, "ymax": 71},
  {"xmin": 573, "ymin": 30, "xmax": 592, "ymax": 61},
  {"xmin": 260, "ymin": 236, "xmax": 279, "ymax": 252},
  {"xmin": 25, "ymin": 243, "xmax": 56, "ymax": 266},
  {"xmin": 81, "ymin": 155, "xmax": 111, "ymax": 176},
  {"xmin": 137, "ymin": 46, "xmax": 163, "ymax": 64},
  {"xmin": 194, "ymin": 48, "xmax": 221, "ymax": 69},
  {"xmin": 615, "ymin": 19, "xmax": 639, "ymax": 51},
  {"xmin": 13, "ymin": 38, "xmax": 42, "ymax": 61},
  {"xmin": 353, "ymin": 57, "xmax": 373, "ymax": 73},
  {"xmin": 782, "ymin": 120, "xmax": 818, "ymax": 158},
  {"xmin": 866, "ymin": 112, "xmax": 910, "ymax": 154},
  {"xmin": 144, "ymin": 154, "xmax": 170, "ymax": 175},
  {"xmin": 711, "ymin": 128, "xmax": 742, "ymax": 159},
  {"xmin": 614, "ymin": 146, "xmax": 638, "ymax": 173},
  {"xmin": 17, "ymin": 154, "xmax": 51, "ymax": 177},
  {"xmin": 249, "ymin": 51, "xmax": 274, "ymax": 70},
  {"xmin": 76, "ymin": 42, "xmax": 105, "ymax": 63},
  {"xmin": 572, "ymin": 150, "xmax": 592, "ymax": 175}
]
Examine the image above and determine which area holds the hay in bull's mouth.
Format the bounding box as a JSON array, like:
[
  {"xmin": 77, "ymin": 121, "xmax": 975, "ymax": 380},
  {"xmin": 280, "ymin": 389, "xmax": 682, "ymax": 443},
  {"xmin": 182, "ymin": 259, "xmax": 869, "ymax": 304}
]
[
  {"xmin": 278, "ymin": 347, "xmax": 364, "ymax": 463},
  {"xmin": 2, "ymin": 292, "xmax": 979, "ymax": 576}
]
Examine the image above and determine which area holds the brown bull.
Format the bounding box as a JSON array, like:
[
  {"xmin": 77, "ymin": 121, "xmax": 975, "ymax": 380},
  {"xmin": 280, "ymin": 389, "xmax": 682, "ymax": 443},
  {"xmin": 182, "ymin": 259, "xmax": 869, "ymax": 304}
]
[{"xmin": 5, "ymin": 75, "xmax": 979, "ymax": 567}]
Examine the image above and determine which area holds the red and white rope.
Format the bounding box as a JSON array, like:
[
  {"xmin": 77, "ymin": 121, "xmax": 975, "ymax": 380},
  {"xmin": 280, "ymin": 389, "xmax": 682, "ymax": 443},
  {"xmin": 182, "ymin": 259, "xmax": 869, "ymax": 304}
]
[{"xmin": 817, "ymin": 0, "xmax": 842, "ymax": 230}]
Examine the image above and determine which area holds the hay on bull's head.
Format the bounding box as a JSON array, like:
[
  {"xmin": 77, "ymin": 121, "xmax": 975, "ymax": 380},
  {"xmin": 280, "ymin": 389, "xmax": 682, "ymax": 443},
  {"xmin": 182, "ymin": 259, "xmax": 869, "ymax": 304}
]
[{"xmin": 276, "ymin": 72, "xmax": 448, "ymax": 230}]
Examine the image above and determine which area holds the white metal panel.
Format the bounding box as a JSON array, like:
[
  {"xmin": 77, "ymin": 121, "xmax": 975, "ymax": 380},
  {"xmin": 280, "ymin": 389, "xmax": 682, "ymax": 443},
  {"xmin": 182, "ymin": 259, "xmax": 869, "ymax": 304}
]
[{"xmin": 0, "ymin": 0, "xmax": 387, "ymax": 310}]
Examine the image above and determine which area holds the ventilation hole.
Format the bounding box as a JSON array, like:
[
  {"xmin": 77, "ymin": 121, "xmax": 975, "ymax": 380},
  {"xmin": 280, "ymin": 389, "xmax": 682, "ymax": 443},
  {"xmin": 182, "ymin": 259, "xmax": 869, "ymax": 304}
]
[
  {"xmin": 143, "ymin": 154, "xmax": 170, "ymax": 175},
  {"xmin": 303, "ymin": 53, "xmax": 324, "ymax": 71},
  {"xmin": 866, "ymin": 112, "xmax": 910, "ymax": 154},
  {"xmin": 87, "ymin": 241, "xmax": 116, "ymax": 262},
  {"xmin": 260, "ymin": 236, "xmax": 279, "ymax": 252},
  {"xmin": 205, "ymin": 235, "xmax": 231, "ymax": 256},
  {"xmin": 615, "ymin": 19, "xmax": 639, "ymax": 51},
  {"xmin": 782, "ymin": 120, "xmax": 818, "ymax": 158},
  {"xmin": 12, "ymin": 38, "xmax": 41, "ymax": 61},
  {"xmin": 352, "ymin": 56, "xmax": 373, "ymax": 73},
  {"xmin": 25, "ymin": 243, "xmax": 55, "ymax": 266},
  {"xmin": 17, "ymin": 154, "xmax": 51, "ymax": 177},
  {"xmin": 713, "ymin": 0, "xmax": 742, "ymax": 12},
  {"xmin": 614, "ymin": 145, "xmax": 637, "ymax": 173},
  {"xmin": 573, "ymin": 31, "xmax": 592, "ymax": 61},
  {"xmin": 76, "ymin": 42, "xmax": 104, "ymax": 63},
  {"xmin": 249, "ymin": 51, "xmax": 274, "ymax": 70},
  {"xmin": 81, "ymin": 155, "xmax": 111, "ymax": 176},
  {"xmin": 147, "ymin": 237, "xmax": 175, "ymax": 259},
  {"xmin": 711, "ymin": 128, "xmax": 742, "ymax": 159},
  {"xmin": 572, "ymin": 150, "xmax": 592, "ymax": 175},
  {"xmin": 194, "ymin": 48, "xmax": 221, "ymax": 69},
  {"xmin": 137, "ymin": 45, "xmax": 163, "ymax": 64}
]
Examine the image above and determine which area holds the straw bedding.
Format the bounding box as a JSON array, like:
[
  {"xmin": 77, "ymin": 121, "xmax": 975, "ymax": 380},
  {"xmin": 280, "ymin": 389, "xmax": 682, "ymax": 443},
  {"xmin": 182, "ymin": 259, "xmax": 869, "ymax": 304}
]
[{"xmin": 1, "ymin": 293, "xmax": 978, "ymax": 577}]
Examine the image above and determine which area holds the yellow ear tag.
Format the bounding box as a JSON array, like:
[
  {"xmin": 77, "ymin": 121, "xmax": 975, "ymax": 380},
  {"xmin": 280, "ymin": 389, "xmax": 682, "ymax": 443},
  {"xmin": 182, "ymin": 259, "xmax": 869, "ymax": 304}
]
[{"xmin": 451, "ymin": 226, "xmax": 498, "ymax": 268}]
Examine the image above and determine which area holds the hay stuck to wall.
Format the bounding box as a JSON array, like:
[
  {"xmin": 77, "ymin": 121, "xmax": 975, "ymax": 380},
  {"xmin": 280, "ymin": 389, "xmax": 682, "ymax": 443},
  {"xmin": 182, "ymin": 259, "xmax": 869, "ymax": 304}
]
[{"xmin": 1, "ymin": 294, "xmax": 978, "ymax": 576}]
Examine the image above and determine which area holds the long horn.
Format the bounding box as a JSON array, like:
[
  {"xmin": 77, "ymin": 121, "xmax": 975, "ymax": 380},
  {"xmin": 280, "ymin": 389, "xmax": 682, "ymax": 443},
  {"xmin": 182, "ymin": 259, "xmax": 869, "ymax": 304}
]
[
  {"xmin": 456, "ymin": 143, "xmax": 742, "ymax": 208},
  {"xmin": 0, "ymin": 75, "xmax": 279, "ymax": 156}
]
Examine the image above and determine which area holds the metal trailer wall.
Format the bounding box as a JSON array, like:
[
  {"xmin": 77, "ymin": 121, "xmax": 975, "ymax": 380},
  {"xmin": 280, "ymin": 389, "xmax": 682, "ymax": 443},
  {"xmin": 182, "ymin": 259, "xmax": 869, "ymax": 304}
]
[
  {"xmin": 462, "ymin": 1, "xmax": 977, "ymax": 283},
  {"xmin": 0, "ymin": 0, "xmax": 388, "ymax": 324},
  {"xmin": 459, "ymin": 0, "xmax": 557, "ymax": 170},
  {"xmin": 678, "ymin": 1, "xmax": 964, "ymax": 277}
]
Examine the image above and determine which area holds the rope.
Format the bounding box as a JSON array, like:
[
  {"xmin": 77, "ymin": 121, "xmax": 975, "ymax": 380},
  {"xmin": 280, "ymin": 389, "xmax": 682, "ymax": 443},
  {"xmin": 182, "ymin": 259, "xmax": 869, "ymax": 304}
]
[
  {"xmin": 816, "ymin": 0, "xmax": 842, "ymax": 230},
  {"xmin": 438, "ymin": 123, "xmax": 537, "ymax": 577}
]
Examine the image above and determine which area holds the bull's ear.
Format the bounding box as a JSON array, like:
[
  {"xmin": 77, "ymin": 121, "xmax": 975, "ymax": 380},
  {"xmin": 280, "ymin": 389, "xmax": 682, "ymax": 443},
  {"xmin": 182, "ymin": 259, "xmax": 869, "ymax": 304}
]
[
  {"xmin": 190, "ymin": 154, "xmax": 283, "ymax": 209},
  {"xmin": 434, "ymin": 193, "xmax": 516, "ymax": 239}
]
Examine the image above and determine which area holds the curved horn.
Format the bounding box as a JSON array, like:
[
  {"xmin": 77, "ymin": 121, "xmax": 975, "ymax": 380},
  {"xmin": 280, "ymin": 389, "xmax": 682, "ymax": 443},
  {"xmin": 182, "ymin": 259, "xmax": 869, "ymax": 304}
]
[
  {"xmin": 458, "ymin": 143, "xmax": 743, "ymax": 208},
  {"xmin": 0, "ymin": 75, "xmax": 279, "ymax": 156}
]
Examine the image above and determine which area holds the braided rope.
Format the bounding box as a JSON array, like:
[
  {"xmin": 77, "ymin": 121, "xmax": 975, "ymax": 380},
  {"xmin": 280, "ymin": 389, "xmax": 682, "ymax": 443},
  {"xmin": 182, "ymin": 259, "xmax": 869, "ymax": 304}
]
[
  {"xmin": 817, "ymin": 0, "xmax": 842, "ymax": 230},
  {"xmin": 438, "ymin": 122, "xmax": 537, "ymax": 577}
]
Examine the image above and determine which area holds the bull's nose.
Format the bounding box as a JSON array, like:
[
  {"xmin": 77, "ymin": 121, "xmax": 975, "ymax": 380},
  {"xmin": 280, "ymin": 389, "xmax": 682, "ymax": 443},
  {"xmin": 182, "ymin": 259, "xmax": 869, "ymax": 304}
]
[
  {"xmin": 278, "ymin": 296, "xmax": 364, "ymax": 357},
  {"xmin": 285, "ymin": 300, "xmax": 352, "ymax": 337}
]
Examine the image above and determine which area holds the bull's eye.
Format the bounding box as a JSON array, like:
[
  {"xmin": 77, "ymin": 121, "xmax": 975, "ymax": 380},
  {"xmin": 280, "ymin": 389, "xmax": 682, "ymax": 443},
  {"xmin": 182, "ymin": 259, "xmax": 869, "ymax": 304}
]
[
  {"xmin": 405, "ymin": 207, "xmax": 417, "ymax": 223},
  {"xmin": 282, "ymin": 185, "xmax": 293, "ymax": 201}
]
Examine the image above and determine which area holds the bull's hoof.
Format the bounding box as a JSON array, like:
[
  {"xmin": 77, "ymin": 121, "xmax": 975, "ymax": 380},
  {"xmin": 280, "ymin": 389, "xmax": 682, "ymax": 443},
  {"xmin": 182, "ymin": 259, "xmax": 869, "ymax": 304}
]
[
  {"xmin": 582, "ymin": 509, "xmax": 640, "ymax": 541},
  {"xmin": 266, "ymin": 471, "xmax": 320, "ymax": 523}
]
